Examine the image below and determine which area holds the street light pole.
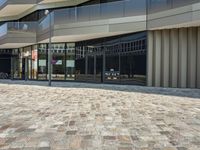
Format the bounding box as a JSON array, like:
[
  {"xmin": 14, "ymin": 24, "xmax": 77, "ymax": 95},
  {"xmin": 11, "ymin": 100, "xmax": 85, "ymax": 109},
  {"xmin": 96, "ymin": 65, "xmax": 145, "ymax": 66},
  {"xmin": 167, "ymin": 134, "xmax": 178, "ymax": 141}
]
[{"xmin": 45, "ymin": 10, "xmax": 52, "ymax": 86}]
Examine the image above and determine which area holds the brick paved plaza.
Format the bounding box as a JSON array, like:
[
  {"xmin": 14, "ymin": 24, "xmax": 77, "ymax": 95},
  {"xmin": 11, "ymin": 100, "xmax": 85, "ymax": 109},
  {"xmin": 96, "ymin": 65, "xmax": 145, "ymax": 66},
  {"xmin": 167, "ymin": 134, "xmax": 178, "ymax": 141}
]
[{"xmin": 0, "ymin": 80, "xmax": 200, "ymax": 150}]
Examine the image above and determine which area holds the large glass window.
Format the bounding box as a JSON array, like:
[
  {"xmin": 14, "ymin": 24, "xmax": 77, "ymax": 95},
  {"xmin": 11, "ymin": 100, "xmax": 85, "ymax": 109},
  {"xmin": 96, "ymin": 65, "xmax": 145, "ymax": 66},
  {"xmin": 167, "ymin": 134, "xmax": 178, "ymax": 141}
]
[
  {"xmin": 38, "ymin": 44, "xmax": 47, "ymax": 80},
  {"xmin": 66, "ymin": 43, "xmax": 75, "ymax": 80},
  {"xmin": 31, "ymin": 45, "xmax": 38, "ymax": 80},
  {"xmin": 148, "ymin": 0, "xmax": 170, "ymax": 13},
  {"xmin": 12, "ymin": 49, "xmax": 21, "ymax": 79},
  {"xmin": 105, "ymin": 54, "xmax": 120, "ymax": 83},
  {"xmin": 23, "ymin": 46, "xmax": 32, "ymax": 80},
  {"xmin": 75, "ymin": 32, "xmax": 147, "ymax": 85},
  {"xmin": 75, "ymin": 45, "xmax": 86, "ymax": 81},
  {"xmin": 51, "ymin": 43, "xmax": 65, "ymax": 80},
  {"xmin": 120, "ymin": 39, "xmax": 146, "ymax": 85}
]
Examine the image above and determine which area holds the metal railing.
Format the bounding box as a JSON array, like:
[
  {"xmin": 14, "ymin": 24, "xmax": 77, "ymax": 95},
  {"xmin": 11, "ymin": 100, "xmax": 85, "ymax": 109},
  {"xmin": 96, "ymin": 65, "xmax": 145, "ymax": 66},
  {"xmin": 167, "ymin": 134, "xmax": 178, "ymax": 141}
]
[
  {"xmin": 148, "ymin": 0, "xmax": 200, "ymax": 13},
  {"xmin": 0, "ymin": 22, "xmax": 37, "ymax": 38},
  {"xmin": 0, "ymin": 0, "xmax": 6, "ymax": 6},
  {"xmin": 38, "ymin": 0, "xmax": 146, "ymax": 33}
]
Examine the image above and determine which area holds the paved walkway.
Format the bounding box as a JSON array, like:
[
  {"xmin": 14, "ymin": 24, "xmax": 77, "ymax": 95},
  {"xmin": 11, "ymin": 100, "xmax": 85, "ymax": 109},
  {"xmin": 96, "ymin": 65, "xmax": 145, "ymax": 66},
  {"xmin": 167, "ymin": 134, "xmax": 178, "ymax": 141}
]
[{"xmin": 0, "ymin": 80, "xmax": 200, "ymax": 150}]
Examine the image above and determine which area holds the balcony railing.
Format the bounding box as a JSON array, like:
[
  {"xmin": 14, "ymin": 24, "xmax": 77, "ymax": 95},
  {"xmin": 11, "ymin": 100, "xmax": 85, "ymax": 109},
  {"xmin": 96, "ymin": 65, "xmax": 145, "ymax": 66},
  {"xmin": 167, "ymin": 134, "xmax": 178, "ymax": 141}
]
[
  {"xmin": 0, "ymin": 0, "xmax": 6, "ymax": 6},
  {"xmin": 0, "ymin": 22, "xmax": 37, "ymax": 38},
  {"xmin": 148, "ymin": 0, "xmax": 200, "ymax": 14},
  {"xmin": 38, "ymin": 0, "xmax": 146, "ymax": 33}
]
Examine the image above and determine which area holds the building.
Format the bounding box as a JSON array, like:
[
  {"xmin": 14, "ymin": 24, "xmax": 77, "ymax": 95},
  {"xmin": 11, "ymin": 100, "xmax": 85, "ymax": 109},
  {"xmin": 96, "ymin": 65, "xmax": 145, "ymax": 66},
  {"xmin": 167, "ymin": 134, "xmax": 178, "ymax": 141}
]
[{"xmin": 0, "ymin": 0, "xmax": 199, "ymax": 88}]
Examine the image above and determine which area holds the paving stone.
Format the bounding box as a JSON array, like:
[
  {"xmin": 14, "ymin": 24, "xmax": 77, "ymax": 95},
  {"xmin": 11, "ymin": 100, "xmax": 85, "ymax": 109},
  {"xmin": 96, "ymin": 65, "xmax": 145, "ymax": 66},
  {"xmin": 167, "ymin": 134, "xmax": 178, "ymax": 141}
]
[{"xmin": 0, "ymin": 81, "xmax": 199, "ymax": 149}]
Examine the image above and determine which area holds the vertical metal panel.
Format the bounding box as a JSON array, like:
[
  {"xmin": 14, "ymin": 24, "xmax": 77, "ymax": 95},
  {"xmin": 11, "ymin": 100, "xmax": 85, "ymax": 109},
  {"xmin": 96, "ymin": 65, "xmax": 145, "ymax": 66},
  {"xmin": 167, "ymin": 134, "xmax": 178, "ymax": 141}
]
[
  {"xmin": 147, "ymin": 31, "xmax": 154, "ymax": 86},
  {"xmin": 197, "ymin": 27, "xmax": 200, "ymax": 88},
  {"xmin": 170, "ymin": 29, "xmax": 179, "ymax": 88},
  {"xmin": 188, "ymin": 27, "xmax": 197, "ymax": 88},
  {"xmin": 178, "ymin": 28, "xmax": 187, "ymax": 88},
  {"xmin": 154, "ymin": 30, "xmax": 162, "ymax": 87},
  {"xmin": 162, "ymin": 29, "xmax": 170, "ymax": 87}
]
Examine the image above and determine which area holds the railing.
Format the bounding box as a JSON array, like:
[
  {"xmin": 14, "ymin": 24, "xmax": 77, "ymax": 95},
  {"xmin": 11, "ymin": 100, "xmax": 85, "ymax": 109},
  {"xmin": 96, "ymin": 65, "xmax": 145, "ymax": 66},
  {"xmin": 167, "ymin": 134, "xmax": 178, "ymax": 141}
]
[
  {"xmin": 148, "ymin": 0, "xmax": 200, "ymax": 14},
  {"xmin": 38, "ymin": 0, "xmax": 146, "ymax": 33},
  {"xmin": 0, "ymin": 0, "xmax": 6, "ymax": 6},
  {"xmin": 0, "ymin": 22, "xmax": 37, "ymax": 38},
  {"xmin": 0, "ymin": 23, "xmax": 7, "ymax": 37},
  {"xmin": 54, "ymin": 0, "xmax": 146, "ymax": 25}
]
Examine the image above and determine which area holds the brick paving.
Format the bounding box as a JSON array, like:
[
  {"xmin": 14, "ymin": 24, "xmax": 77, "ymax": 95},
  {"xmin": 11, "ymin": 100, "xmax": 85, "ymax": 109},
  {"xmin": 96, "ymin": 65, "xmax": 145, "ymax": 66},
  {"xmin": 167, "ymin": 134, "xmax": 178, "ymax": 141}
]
[{"xmin": 0, "ymin": 81, "xmax": 200, "ymax": 150}]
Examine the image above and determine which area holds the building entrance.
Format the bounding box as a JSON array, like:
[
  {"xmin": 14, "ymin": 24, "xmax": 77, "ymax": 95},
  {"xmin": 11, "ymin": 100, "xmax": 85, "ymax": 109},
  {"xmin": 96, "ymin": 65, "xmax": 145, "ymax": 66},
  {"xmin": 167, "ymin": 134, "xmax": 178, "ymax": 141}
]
[
  {"xmin": 0, "ymin": 57, "xmax": 11, "ymax": 79},
  {"xmin": 0, "ymin": 50, "xmax": 13, "ymax": 79}
]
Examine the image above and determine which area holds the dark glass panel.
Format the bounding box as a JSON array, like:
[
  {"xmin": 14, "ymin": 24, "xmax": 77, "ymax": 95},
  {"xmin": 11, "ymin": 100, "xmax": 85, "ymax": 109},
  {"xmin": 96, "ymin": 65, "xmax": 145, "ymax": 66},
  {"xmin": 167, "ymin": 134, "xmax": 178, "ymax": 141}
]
[{"xmin": 38, "ymin": 44, "xmax": 47, "ymax": 80}]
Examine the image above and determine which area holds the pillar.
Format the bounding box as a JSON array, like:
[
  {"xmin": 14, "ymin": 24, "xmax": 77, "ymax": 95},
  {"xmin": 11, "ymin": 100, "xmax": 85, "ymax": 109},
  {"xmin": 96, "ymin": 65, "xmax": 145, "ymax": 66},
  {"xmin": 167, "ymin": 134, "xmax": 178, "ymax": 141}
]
[
  {"xmin": 170, "ymin": 29, "xmax": 179, "ymax": 88},
  {"xmin": 161, "ymin": 30, "xmax": 170, "ymax": 87},
  {"xmin": 147, "ymin": 31, "xmax": 154, "ymax": 86},
  {"xmin": 178, "ymin": 28, "xmax": 187, "ymax": 88},
  {"xmin": 188, "ymin": 27, "xmax": 197, "ymax": 88},
  {"xmin": 154, "ymin": 30, "xmax": 162, "ymax": 87}
]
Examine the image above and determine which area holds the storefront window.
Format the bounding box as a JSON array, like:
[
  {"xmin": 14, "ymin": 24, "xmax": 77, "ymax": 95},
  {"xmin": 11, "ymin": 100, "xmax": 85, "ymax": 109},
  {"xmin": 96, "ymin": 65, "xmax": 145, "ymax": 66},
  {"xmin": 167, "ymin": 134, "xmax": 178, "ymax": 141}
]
[
  {"xmin": 38, "ymin": 44, "xmax": 47, "ymax": 80},
  {"xmin": 51, "ymin": 43, "xmax": 65, "ymax": 80},
  {"xmin": 75, "ymin": 32, "xmax": 147, "ymax": 85},
  {"xmin": 23, "ymin": 46, "xmax": 32, "ymax": 80},
  {"xmin": 31, "ymin": 45, "xmax": 38, "ymax": 79},
  {"xmin": 12, "ymin": 49, "xmax": 21, "ymax": 79},
  {"xmin": 75, "ymin": 45, "xmax": 86, "ymax": 81},
  {"xmin": 66, "ymin": 43, "xmax": 75, "ymax": 80},
  {"xmin": 105, "ymin": 51, "xmax": 120, "ymax": 83}
]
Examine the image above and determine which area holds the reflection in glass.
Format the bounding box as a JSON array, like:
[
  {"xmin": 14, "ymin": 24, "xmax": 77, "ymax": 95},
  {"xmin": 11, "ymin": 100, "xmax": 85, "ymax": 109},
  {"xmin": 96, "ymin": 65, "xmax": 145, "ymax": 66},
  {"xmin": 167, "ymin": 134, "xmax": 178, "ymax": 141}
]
[
  {"xmin": 105, "ymin": 55, "xmax": 120, "ymax": 83},
  {"xmin": 51, "ymin": 43, "xmax": 65, "ymax": 80},
  {"xmin": 75, "ymin": 32, "xmax": 147, "ymax": 85},
  {"xmin": 75, "ymin": 45, "xmax": 86, "ymax": 81},
  {"xmin": 31, "ymin": 45, "xmax": 38, "ymax": 79},
  {"xmin": 23, "ymin": 46, "xmax": 32, "ymax": 80},
  {"xmin": 66, "ymin": 43, "xmax": 75, "ymax": 80},
  {"xmin": 38, "ymin": 44, "xmax": 47, "ymax": 80},
  {"xmin": 12, "ymin": 49, "xmax": 21, "ymax": 79},
  {"xmin": 120, "ymin": 55, "xmax": 146, "ymax": 85}
]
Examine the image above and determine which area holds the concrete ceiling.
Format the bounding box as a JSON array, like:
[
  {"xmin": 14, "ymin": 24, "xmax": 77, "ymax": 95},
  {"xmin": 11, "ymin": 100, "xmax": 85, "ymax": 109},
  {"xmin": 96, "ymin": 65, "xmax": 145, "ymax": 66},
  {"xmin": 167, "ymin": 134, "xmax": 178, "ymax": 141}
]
[
  {"xmin": 39, "ymin": 0, "xmax": 90, "ymax": 4},
  {"xmin": 39, "ymin": 0, "xmax": 73, "ymax": 4},
  {"xmin": 0, "ymin": 43, "xmax": 35, "ymax": 49},
  {"xmin": 0, "ymin": 4, "xmax": 35, "ymax": 17}
]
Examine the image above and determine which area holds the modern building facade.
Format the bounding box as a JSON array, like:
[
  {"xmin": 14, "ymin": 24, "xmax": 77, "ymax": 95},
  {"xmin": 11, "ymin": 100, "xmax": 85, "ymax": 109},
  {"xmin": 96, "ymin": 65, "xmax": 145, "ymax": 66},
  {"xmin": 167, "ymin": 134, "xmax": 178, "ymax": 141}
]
[{"xmin": 0, "ymin": 0, "xmax": 199, "ymax": 88}]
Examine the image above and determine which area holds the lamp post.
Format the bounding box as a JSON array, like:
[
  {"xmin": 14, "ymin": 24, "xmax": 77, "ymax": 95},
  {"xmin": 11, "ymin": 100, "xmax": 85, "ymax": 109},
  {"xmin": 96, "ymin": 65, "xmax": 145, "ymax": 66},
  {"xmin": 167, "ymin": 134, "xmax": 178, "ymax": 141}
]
[{"xmin": 45, "ymin": 10, "xmax": 52, "ymax": 86}]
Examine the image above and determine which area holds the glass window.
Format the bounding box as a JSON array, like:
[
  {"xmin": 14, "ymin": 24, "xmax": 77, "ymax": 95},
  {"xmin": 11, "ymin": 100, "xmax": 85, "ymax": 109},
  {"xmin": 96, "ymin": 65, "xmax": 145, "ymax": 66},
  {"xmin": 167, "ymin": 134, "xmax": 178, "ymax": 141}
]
[
  {"xmin": 105, "ymin": 45, "xmax": 120, "ymax": 83},
  {"xmin": 75, "ymin": 45, "xmax": 86, "ymax": 81},
  {"xmin": 31, "ymin": 45, "xmax": 38, "ymax": 79},
  {"xmin": 148, "ymin": 0, "xmax": 171, "ymax": 13},
  {"xmin": 12, "ymin": 49, "xmax": 21, "ymax": 79},
  {"xmin": 51, "ymin": 43, "xmax": 65, "ymax": 80},
  {"xmin": 66, "ymin": 43, "xmax": 75, "ymax": 80},
  {"xmin": 38, "ymin": 44, "xmax": 47, "ymax": 80}
]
